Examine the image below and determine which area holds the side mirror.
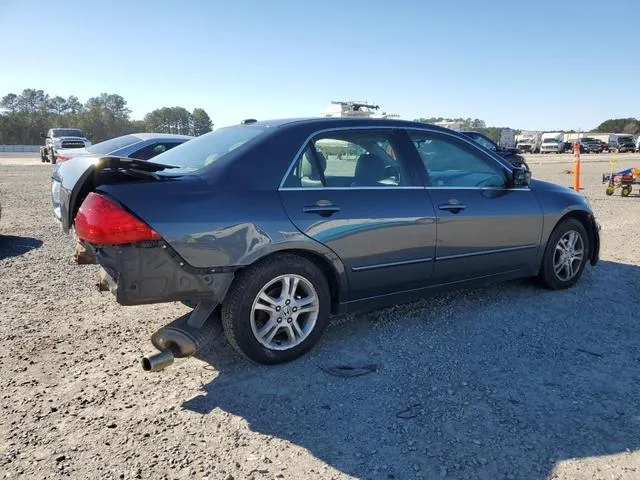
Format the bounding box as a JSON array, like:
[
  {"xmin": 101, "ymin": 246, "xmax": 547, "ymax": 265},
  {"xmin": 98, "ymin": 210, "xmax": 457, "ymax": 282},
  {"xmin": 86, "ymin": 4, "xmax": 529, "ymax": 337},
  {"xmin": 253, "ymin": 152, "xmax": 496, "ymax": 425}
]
[{"xmin": 511, "ymin": 166, "xmax": 530, "ymax": 187}]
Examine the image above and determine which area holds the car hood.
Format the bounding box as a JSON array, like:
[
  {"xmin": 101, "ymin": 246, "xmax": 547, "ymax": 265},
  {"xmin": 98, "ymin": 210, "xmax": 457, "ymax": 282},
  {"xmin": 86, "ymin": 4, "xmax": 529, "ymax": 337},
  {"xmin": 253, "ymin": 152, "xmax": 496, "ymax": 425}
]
[
  {"xmin": 53, "ymin": 136, "xmax": 89, "ymax": 142},
  {"xmin": 529, "ymin": 178, "xmax": 588, "ymax": 203},
  {"xmin": 497, "ymin": 147, "xmax": 520, "ymax": 155}
]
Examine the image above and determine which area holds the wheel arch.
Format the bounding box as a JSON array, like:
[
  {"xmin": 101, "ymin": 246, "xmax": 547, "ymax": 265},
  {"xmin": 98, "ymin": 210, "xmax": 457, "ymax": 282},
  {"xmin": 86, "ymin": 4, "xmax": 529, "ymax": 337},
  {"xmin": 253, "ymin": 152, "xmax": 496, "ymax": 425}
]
[
  {"xmin": 550, "ymin": 209, "xmax": 599, "ymax": 266},
  {"xmin": 235, "ymin": 247, "xmax": 348, "ymax": 314}
]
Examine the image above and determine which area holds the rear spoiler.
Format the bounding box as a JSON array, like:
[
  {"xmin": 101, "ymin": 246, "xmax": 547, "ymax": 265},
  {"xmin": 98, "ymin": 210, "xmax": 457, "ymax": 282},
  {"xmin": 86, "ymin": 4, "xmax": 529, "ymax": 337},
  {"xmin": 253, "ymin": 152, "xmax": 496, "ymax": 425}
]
[{"xmin": 95, "ymin": 155, "xmax": 179, "ymax": 173}]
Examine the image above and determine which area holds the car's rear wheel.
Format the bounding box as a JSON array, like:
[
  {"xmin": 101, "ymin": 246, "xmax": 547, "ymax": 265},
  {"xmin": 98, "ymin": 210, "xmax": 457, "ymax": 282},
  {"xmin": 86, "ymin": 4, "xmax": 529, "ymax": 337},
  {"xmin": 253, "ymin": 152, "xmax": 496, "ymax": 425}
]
[
  {"xmin": 221, "ymin": 253, "xmax": 331, "ymax": 364},
  {"xmin": 538, "ymin": 218, "xmax": 589, "ymax": 290}
]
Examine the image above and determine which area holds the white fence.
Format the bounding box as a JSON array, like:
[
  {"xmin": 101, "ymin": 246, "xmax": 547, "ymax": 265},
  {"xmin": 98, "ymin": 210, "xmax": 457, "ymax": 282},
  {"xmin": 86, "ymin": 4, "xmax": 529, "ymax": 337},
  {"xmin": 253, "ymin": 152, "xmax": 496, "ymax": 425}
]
[{"xmin": 0, "ymin": 145, "xmax": 40, "ymax": 152}]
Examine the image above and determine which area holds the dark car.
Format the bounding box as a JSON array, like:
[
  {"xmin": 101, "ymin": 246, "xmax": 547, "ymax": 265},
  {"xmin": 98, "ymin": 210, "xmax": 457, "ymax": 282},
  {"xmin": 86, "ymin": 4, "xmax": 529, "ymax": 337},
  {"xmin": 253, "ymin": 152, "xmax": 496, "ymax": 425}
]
[
  {"xmin": 597, "ymin": 139, "xmax": 610, "ymax": 152},
  {"xmin": 460, "ymin": 131, "xmax": 530, "ymax": 170},
  {"xmin": 609, "ymin": 136, "xmax": 636, "ymax": 153},
  {"xmin": 51, "ymin": 118, "xmax": 600, "ymax": 369},
  {"xmin": 572, "ymin": 137, "xmax": 603, "ymax": 154}
]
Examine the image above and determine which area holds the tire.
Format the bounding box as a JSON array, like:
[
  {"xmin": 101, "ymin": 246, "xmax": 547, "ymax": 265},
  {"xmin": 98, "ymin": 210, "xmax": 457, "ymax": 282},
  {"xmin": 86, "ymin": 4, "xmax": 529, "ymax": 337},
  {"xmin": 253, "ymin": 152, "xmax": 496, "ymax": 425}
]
[
  {"xmin": 538, "ymin": 218, "xmax": 589, "ymax": 290},
  {"xmin": 621, "ymin": 186, "xmax": 632, "ymax": 197},
  {"xmin": 605, "ymin": 185, "xmax": 615, "ymax": 196},
  {"xmin": 221, "ymin": 253, "xmax": 331, "ymax": 364}
]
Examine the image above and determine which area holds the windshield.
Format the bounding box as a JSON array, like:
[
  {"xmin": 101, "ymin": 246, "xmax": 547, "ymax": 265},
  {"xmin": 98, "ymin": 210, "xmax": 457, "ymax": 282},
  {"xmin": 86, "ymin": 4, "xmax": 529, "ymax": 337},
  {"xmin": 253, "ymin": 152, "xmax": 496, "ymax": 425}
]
[
  {"xmin": 86, "ymin": 135, "xmax": 142, "ymax": 155},
  {"xmin": 543, "ymin": 138, "xmax": 560, "ymax": 143},
  {"xmin": 152, "ymin": 125, "xmax": 269, "ymax": 174},
  {"xmin": 53, "ymin": 128, "xmax": 84, "ymax": 137}
]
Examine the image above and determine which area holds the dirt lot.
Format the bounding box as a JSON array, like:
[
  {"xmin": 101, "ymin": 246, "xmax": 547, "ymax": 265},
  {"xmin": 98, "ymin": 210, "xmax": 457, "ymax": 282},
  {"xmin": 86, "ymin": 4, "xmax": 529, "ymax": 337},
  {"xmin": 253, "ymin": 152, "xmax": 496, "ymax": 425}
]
[{"xmin": 1, "ymin": 152, "xmax": 639, "ymax": 480}]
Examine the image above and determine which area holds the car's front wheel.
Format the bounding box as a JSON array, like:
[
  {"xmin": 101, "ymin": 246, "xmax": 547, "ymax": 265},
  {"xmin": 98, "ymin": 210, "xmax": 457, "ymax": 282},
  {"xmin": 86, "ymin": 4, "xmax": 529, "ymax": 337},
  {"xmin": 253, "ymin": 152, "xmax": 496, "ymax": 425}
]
[
  {"xmin": 538, "ymin": 218, "xmax": 589, "ymax": 290},
  {"xmin": 222, "ymin": 253, "xmax": 331, "ymax": 364}
]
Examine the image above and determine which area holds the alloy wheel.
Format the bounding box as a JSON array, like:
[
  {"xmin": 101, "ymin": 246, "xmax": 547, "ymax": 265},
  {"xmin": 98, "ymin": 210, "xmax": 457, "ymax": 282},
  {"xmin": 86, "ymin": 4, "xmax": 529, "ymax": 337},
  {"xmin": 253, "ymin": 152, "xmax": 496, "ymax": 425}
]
[
  {"xmin": 250, "ymin": 274, "xmax": 319, "ymax": 350},
  {"xmin": 553, "ymin": 230, "xmax": 585, "ymax": 281}
]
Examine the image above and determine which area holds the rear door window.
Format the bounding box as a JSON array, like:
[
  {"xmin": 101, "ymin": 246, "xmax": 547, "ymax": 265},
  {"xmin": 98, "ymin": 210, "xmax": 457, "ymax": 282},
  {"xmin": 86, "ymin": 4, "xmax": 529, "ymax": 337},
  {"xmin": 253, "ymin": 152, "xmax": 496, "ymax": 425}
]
[{"xmin": 282, "ymin": 130, "xmax": 413, "ymax": 188}]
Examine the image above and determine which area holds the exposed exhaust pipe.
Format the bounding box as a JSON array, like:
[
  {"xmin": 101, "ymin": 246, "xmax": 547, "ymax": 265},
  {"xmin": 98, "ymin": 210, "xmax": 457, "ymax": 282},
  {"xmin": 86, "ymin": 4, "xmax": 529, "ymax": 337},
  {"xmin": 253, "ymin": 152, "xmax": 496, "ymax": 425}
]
[
  {"xmin": 141, "ymin": 349, "xmax": 174, "ymax": 372},
  {"xmin": 141, "ymin": 302, "xmax": 220, "ymax": 372}
]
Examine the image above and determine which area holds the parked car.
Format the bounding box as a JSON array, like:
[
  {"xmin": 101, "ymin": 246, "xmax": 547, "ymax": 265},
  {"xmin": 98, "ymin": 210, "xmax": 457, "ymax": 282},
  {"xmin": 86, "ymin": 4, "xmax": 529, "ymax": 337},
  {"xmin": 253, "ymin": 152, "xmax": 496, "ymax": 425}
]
[
  {"xmin": 53, "ymin": 133, "xmax": 193, "ymax": 163},
  {"xmin": 460, "ymin": 131, "xmax": 530, "ymax": 170},
  {"xmin": 609, "ymin": 135, "xmax": 636, "ymax": 153},
  {"xmin": 540, "ymin": 138, "xmax": 566, "ymax": 154},
  {"xmin": 598, "ymin": 139, "xmax": 610, "ymax": 152},
  {"xmin": 51, "ymin": 118, "xmax": 600, "ymax": 368},
  {"xmin": 573, "ymin": 137, "xmax": 603, "ymax": 154},
  {"xmin": 40, "ymin": 128, "xmax": 91, "ymax": 164}
]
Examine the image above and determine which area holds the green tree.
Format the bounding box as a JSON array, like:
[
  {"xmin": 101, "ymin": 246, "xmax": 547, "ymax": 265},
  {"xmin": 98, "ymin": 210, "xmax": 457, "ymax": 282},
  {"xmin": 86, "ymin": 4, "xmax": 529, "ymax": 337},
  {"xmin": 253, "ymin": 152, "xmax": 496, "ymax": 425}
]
[
  {"xmin": 191, "ymin": 108, "xmax": 213, "ymax": 136},
  {"xmin": 49, "ymin": 96, "xmax": 68, "ymax": 115},
  {"xmin": 592, "ymin": 118, "xmax": 639, "ymax": 133},
  {"xmin": 1, "ymin": 93, "xmax": 19, "ymax": 114},
  {"xmin": 144, "ymin": 106, "xmax": 193, "ymax": 134}
]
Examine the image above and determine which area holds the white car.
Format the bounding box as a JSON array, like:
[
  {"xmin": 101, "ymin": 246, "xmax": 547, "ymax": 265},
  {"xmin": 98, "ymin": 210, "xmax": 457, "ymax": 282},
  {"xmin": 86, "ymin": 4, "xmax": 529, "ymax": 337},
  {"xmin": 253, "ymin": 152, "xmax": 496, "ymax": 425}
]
[{"xmin": 540, "ymin": 138, "xmax": 564, "ymax": 154}]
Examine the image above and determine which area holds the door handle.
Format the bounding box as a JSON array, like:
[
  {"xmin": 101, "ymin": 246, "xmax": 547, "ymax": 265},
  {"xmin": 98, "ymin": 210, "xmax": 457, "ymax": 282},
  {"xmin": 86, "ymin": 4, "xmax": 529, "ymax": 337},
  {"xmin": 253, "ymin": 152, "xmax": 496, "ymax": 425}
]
[
  {"xmin": 438, "ymin": 203, "xmax": 467, "ymax": 213},
  {"xmin": 303, "ymin": 204, "xmax": 341, "ymax": 217}
]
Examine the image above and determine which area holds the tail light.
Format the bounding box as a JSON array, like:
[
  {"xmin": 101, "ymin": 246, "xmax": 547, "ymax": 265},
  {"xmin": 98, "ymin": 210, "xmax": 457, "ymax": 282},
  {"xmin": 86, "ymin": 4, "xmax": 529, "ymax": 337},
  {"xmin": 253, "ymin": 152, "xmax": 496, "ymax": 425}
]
[
  {"xmin": 56, "ymin": 154, "xmax": 69, "ymax": 162},
  {"xmin": 75, "ymin": 192, "xmax": 161, "ymax": 245}
]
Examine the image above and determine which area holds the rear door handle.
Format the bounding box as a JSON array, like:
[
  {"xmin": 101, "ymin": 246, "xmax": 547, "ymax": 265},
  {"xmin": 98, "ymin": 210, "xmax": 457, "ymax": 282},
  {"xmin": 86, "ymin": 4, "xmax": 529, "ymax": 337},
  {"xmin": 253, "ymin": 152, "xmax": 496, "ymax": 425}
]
[
  {"xmin": 438, "ymin": 203, "xmax": 466, "ymax": 213},
  {"xmin": 303, "ymin": 204, "xmax": 341, "ymax": 217}
]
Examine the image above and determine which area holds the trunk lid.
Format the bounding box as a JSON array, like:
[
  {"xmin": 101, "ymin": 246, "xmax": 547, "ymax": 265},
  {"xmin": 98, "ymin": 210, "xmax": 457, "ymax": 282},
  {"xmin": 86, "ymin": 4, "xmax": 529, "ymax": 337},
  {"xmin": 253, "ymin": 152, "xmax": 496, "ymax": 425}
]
[{"xmin": 51, "ymin": 155, "xmax": 178, "ymax": 233}]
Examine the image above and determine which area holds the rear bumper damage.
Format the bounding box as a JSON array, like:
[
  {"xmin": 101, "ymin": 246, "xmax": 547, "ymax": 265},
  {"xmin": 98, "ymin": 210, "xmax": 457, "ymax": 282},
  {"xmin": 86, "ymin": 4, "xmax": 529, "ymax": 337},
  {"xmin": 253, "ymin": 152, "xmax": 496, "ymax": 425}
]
[
  {"xmin": 95, "ymin": 241, "xmax": 235, "ymax": 306},
  {"xmin": 93, "ymin": 241, "xmax": 234, "ymax": 371}
]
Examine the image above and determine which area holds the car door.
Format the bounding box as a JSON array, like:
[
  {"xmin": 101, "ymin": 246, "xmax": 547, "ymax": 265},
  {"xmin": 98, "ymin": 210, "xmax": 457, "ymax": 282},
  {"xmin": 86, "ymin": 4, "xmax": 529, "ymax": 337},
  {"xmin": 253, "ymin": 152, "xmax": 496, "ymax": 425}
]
[
  {"xmin": 279, "ymin": 128, "xmax": 437, "ymax": 301},
  {"xmin": 406, "ymin": 129, "xmax": 543, "ymax": 283}
]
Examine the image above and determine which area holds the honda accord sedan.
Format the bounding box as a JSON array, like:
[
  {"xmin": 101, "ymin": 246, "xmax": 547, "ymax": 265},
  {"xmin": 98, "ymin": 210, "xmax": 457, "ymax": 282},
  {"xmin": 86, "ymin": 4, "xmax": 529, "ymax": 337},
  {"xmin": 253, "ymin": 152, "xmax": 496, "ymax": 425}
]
[{"xmin": 52, "ymin": 117, "xmax": 600, "ymax": 367}]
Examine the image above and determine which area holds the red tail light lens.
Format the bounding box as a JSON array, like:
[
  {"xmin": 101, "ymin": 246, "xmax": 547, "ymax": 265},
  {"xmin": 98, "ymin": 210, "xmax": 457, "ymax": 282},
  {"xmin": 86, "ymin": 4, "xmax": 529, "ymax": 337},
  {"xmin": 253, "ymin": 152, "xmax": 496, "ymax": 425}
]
[{"xmin": 75, "ymin": 192, "xmax": 161, "ymax": 245}]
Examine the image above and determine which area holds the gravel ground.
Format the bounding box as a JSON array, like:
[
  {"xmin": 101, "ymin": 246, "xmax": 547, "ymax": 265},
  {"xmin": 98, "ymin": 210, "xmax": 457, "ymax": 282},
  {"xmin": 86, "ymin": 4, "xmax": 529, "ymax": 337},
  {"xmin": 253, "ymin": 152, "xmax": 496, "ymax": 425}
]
[{"xmin": 1, "ymin": 152, "xmax": 639, "ymax": 480}]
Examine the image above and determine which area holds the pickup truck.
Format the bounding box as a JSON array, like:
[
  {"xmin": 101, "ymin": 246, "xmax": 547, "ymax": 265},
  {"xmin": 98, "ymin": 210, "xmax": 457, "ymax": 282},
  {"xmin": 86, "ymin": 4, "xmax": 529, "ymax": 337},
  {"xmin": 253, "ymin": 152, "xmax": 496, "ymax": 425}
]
[{"xmin": 40, "ymin": 128, "xmax": 91, "ymax": 164}]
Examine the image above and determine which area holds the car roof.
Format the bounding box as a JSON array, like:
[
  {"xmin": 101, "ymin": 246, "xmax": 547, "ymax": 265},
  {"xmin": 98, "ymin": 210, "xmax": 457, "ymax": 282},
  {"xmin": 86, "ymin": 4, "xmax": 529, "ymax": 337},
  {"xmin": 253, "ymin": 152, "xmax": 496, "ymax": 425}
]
[
  {"xmin": 240, "ymin": 116, "xmax": 459, "ymax": 134},
  {"xmin": 128, "ymin": 132, "xmax": 194, "ymax": 140}
]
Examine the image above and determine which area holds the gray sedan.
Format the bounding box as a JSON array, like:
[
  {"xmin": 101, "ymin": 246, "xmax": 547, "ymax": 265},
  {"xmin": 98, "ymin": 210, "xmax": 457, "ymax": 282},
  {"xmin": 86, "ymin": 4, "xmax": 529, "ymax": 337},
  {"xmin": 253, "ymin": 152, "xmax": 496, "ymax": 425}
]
[{"xmin": 52, "ymin": 117, "xmax": 600, "ymax": 368}]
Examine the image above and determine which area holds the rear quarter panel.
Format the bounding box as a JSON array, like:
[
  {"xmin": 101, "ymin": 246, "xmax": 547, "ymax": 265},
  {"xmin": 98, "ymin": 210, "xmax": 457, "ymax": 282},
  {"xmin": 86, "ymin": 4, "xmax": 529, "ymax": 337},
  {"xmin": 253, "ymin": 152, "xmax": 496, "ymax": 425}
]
[{"xmin": 97, "ymin": 179, "xmax": 349, "ymax": 298}]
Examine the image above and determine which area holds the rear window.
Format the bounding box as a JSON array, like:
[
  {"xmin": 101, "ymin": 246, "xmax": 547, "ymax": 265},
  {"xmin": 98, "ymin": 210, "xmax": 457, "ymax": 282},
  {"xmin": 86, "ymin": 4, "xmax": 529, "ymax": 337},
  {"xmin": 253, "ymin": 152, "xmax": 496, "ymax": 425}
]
[
  {"xmin": 86, "ymin": 135, "xmax": 142, "ymax": 155},
  {"xmin": 152, "ymin": 125, "xmax": 269, "ymax": 174}
]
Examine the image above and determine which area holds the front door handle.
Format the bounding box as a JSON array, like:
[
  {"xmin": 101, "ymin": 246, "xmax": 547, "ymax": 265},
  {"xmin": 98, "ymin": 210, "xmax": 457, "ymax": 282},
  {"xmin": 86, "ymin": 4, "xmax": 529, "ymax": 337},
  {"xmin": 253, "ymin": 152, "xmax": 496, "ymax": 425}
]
[
  {"xmin": 438, "ymin": 203, "xmax": 466, "ymax": 213},
  {"xmin": 303, "ymin": 204, "xmax": 341, "ymax": 217}
]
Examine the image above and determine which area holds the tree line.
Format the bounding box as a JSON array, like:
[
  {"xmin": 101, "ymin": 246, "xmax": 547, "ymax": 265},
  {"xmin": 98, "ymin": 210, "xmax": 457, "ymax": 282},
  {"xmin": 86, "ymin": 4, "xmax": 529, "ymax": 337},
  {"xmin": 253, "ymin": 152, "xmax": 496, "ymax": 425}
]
[
  {"xmin": 0, "ymin": 89, "xmax": 213, "ymax": 145},
  {"xmin": 591, "ymin": 118, "xmax": 640, "ymax": 135}
]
